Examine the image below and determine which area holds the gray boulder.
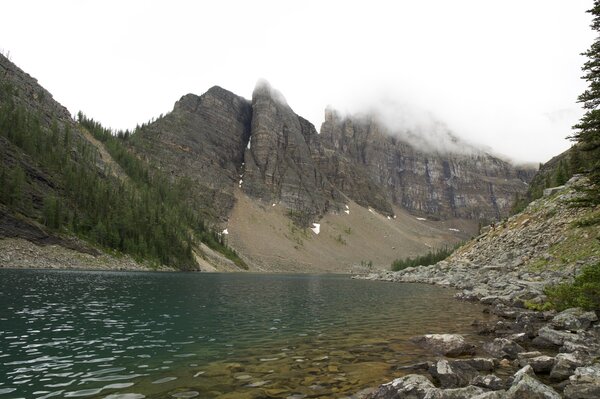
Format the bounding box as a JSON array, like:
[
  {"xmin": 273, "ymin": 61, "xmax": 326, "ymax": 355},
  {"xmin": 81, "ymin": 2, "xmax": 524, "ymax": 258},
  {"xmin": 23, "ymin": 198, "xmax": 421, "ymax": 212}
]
[
  {"xmin": 506, "ymin": 367, "xmax": 561, "ymax": 399},
  {"xmin": 471, "ymin": 374, "xmax": 506, "ymax": 390},
  {"xmin": 563, "ymin": 363, "xmax": 600, "ymax": 399},
  {"xmin": 551, "ymin": 308, "xmax": 598, "ymax": 332},
  {"xmin": 422, "ymin": 385, "xmax": 486, "ymax": 399},
  {"xmin": 371, "ymin": 374, "xmax": 435, "ymax": 399},
  {"xmin": 518, "ymin": 354, "xmax": 555, "ymax": 374},
  {"xmin": 537, "ymin": 325, "xmax": 580, "ymax": 346},
  {"xmin": 428, "ymin": 359, "xmax": 479, "ymax": 388},
  {"xmin": 411, "ymin": 334, "xmax": 476, "ymax": 357},
  {"xmin": 483, "ymin": 338, "xmax": 525, "ymax": 359},
  {"xmin": 550, "ymin": 352, "xmax": 588, "ymax": 381}
]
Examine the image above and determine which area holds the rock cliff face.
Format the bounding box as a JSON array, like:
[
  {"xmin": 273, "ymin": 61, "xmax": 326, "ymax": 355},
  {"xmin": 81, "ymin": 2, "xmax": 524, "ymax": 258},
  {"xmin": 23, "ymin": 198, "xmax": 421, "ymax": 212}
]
[
  {"xmin": 242, "ymin": 82, "xmax": 341, "ymax": 224},
  {"xmin": 137, "ymin": 82, "xmax": 533, "ymax": 226},
  {"xmin": 319, "ymin": 109, "xmax": 533, "ymax": 220},
  {"xmin": 132, "ymin": 86, "xmax": 252, "ymax": 219}
]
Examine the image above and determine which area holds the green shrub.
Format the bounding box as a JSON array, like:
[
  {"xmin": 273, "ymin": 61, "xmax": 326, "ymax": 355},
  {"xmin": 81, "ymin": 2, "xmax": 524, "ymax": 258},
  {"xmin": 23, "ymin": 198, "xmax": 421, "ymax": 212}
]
[{"xmin": 545, "ymin": 262, "xmax": 600, "ymax": 311}]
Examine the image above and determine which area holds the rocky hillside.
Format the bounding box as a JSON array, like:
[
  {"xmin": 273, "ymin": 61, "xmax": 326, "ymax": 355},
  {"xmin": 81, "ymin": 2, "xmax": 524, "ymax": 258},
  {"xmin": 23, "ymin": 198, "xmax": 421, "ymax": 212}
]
[
  {"xmin": 361, "ymin": 177, "xmax": 600, "ymax": 398},
  {"xmin": 0, "ymin": 54, "xmax": 245, "ymax": 271},
  {"xmin": 367, "ymin": 175, "xmax": 599, "ymax": 306}
]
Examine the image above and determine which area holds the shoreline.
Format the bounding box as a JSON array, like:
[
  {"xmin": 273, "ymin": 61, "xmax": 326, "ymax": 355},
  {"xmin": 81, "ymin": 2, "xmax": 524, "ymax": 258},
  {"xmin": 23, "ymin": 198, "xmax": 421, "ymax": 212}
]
[{"xmin": 357, "ymin": 268, "xmax": 600, "ymax": 398}]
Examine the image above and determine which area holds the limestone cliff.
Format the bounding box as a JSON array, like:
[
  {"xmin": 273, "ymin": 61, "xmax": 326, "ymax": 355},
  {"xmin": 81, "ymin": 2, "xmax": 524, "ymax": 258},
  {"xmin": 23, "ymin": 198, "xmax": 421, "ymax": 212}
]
[
  {"xmin": 132, "ymin": 86, "xmax": 252, "ymax": 220},
  {"xmin": 242, "ymin": 82, "xmax": 341, "ymax": 224},
  {"xmin": 319, "ymin": 109, "xmax": 534, "ymax": 221}
]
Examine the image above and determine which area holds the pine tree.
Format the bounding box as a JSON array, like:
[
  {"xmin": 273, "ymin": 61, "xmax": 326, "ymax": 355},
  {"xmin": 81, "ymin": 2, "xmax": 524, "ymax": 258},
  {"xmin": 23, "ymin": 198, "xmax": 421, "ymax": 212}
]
[{"xmin": 572, "ymin": 1, "xmax": 600, "ymax": 206}]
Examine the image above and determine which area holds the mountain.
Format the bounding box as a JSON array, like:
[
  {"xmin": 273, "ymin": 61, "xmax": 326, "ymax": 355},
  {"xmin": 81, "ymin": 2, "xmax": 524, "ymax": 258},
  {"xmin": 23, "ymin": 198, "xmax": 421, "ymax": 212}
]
[{"xmin": 0, "ymin": 54, "xmax": 536, "ymax": 271}]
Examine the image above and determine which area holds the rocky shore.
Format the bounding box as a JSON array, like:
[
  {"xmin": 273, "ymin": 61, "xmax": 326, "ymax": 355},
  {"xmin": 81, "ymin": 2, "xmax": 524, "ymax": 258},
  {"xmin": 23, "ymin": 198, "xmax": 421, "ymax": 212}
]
[
  {"xmin": 357, "ymin": 178, "xmax": 600, "ymax": 398},
  {"xmin": 0, "ymin": 237, "xmax": 170, "ymax": 271}
]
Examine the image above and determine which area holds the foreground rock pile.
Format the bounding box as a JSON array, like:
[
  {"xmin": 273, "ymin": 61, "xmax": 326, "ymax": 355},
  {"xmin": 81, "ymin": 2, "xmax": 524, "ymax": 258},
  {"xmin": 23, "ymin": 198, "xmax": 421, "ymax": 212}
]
[
  {"xmin": 367, "ymin": 308, "xmax": 599, "ymax": 398},
  {"xmin": 360, "ymin": 178, "xmax": 600, "ymax": 398}
]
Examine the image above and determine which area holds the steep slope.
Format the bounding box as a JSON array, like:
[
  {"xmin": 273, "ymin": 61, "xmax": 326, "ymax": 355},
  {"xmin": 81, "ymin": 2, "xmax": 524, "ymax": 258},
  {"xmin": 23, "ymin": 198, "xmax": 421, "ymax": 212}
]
[
  {"xmin": 0, "ymin": 54, "xmax": 244, "ymax": 270},
  {"xmin": 242, "ymin": 82, "xmax": 342, "ymax": 225},
  {"xmin": 319, "ymin": 109, "xmax": 534, "ymax": 221},
  {"xmin": 368, "ymin": 176, "xmax": 599, "ymax": 306},
  {"xmin": 131, "ymin": 86, "xmax": 252, "ymax": 220}
]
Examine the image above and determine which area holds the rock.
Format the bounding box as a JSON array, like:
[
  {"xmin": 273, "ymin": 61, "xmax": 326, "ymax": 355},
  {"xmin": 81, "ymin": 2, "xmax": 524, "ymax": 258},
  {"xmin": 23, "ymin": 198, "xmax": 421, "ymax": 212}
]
[
  {"xmin": 411, "ymin": 334, "xmax": 476, "ymax": 357},
  {"xmin": 471, "ymin": 374, "xmax": 506, "ymax": 390},
  {"xmin": 371, "ymin": 374, "xmax": 435, "ymax": 399},
  {"xmin": 483, "ymin": 338, "xmax": 525, "ymax": 359},
  {"xmin": 550, "ymin": 352, "xmax": 588, "ymax": 381},
  {"xmin": 452, "ymin": 358, "xmax": 495, "ymax": 372},
  {"xmin": 428, "ymin": 359, "xmax": 479, "ymax": 388},
  {"xmin": 422, "ymin": 385, "xmax": 486, "ymax": 399},
  {"xmin": 506, "ymin": 367, "xmax": 561, "ymax": 399},
  {"xmin": 471, "ymin": 392, "xmax": 507, "ymax": 399},
  {"xmin": 551, "ymin": 308, "xmax": 598, "ymax": 332},
  {"xmin": 543, "ymin": 186, "xmax": 565, "ymax": 197},
  {"xmin": 563, "ymin": 363, "xmax": 600, "ymax": 399},
  {"xmin": 519, "ymin": 355, "xmax": 555, "ymax": 374},
  {"xmin": 537, "ymin": 325, "xmax": 581, "ymax": 346}
]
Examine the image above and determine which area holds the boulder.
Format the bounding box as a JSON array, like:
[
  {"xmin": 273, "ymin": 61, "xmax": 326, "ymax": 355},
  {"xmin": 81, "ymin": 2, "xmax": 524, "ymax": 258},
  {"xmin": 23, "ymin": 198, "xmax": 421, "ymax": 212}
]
[
  {"xmin": 471, "ymin": 392, "xmax": 507, "ymax": 399},
  {"xmin": 471, "ymin": 374, "xmax": 506, "ymax": 390},
  {"xmin": 537, "ymin": 325, "xmax": 580, "ymax": 346},
  {"xmin": 551, "ymin": 308, "xmax": 598, "ymax": 332},
  {"xmin": 506, "ymin": 373, "xmax": 561, "ymax": 399},
  {"xmin": 483, "ymin": 338, "xmax": 525, "ymax": 359},
  {"xmin": 428, "ymin": 359, "xmax": 478, "ymax": 388},
  {"xmin": 517, "ymin": 353, "xmax": 555, "ymax": 374},
  {"xmin": 550, "ymin": 352, "xmax": 588, "ymax": 381},
  {"xmin": 371, "ymin": 374, "xmax": 435, "ymax": 399},
  {"xmin": 422, "ymin": 385, "xmax": 486, "ymax": 399},
  {"xmin": 411, "ymin": 334, "xmax": 476, "ymax": 357},
  {"xmin": 563, "ymin": 363, "xmax": 600, "ymax": 399}
]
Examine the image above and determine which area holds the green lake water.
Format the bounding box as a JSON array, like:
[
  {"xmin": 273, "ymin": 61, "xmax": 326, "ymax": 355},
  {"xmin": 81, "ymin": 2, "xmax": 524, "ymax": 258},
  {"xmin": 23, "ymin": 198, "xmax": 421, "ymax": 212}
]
[{"xmin": 0, "ymin": 269, "xmax": 493, "ymax": 399}]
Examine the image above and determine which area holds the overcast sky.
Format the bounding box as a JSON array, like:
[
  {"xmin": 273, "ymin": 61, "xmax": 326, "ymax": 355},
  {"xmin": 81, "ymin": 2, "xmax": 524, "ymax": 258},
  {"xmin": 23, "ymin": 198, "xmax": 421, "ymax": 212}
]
[{"xmin": 1, "ymin": 0, "xmax": 595, "ymax": 163}]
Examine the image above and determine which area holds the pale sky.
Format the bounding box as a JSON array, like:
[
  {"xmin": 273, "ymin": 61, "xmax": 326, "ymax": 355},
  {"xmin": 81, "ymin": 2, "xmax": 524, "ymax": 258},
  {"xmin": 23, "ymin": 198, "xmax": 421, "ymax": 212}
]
[{"xmin": 1, "ymin": 0, "xmax": 595, "ymax": 163}]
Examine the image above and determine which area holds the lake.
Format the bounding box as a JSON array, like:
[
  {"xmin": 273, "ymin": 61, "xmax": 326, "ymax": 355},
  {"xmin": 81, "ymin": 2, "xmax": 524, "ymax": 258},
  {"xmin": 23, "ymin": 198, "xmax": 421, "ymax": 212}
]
[{"xmin": 0, "ymin": 269, "xmax": 493, "ymax": 398}]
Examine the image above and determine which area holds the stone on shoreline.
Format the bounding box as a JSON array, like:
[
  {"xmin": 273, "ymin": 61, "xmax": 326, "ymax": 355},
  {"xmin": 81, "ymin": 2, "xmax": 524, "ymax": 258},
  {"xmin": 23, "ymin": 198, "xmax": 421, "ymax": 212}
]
[{"xmin": 410, "ymin": 334, "xmax": 476, "ymax": 357}]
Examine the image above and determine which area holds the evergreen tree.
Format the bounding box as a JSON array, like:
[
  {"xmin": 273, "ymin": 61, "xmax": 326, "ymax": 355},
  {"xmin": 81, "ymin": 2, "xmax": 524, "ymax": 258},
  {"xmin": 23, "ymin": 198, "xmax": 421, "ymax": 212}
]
[{"xmin": 572, "ymin": 1, "xmax": 600, "ymax": 206}]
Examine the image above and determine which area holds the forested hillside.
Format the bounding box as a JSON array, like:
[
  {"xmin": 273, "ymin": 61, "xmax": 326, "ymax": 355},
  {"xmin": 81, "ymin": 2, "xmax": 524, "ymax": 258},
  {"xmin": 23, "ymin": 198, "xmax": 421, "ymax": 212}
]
[{"xmin": 0, "ymin": 54, "xmax": 245, "ymax": 270}]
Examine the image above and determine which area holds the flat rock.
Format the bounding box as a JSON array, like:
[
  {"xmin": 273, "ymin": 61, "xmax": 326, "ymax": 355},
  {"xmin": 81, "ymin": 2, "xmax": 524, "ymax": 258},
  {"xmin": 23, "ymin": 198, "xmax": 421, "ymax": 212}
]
[
  {"xmin": 371, "ymin": 374, "xmax": 435, "ymax": 399},
  {"xmin": 471, "ymin": 374, "xmax": 506, "ymax": 390},
  {"xmin": 422, "ymin": 385, "xmax": 486, "ymax": 399},
  {"xmin": 483, "ymin": 338, "xmax": 525, "ymax": 359},
  {"xmin": 537, "ymin": 325, "xmax": 581, "ymax": 346},
  {"xmin": 551, "ymin": 308, "xmax": 598, "ymax": 332},
  {"xmin": 506, "ymin": 373, "xmax": 561, "ymax": 399},
  {"xmin": 550, "ymin": 352, "xmax": 588, "ymax": 381},
  {"xmin": 428, "ymin": 359, "xmax": 478, "ymax": 388},
  {"xmin": 411, "ymin": 334, "xmax": 476, "ymax": 357}
]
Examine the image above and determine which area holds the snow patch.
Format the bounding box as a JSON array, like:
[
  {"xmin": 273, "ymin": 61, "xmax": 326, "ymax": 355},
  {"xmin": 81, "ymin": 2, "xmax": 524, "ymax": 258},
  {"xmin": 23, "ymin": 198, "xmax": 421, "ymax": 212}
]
[
  {"xmin": 239, "ymin": 179, "xmax": 243, "ymax": 188},
  {"xmin": 344, "ymin": 209, "xmax": 350, "ymax": 215},
  {"xmin": 368, "ymin": 208, "xmax": 374, "ymax": 214},
  {"xmin": 449, "ymin": 228, "xmax": 460, "ymax": 232},
  {"xmin": 387, "ymin": 216, "xmax": 391, "ymax": 220},
  {"xmin": 246, "ymin": 140, "xmax": 251, "ymax": 150},
  {"xmin": 311, "ymin": 223, "xmax": 320, "ymax": 235},
  {"xmin": 222, "ymin": 229, "xmax": 229, "ymax": 235},
  {"xmin": 393, "ymin": 215, "xmax": 396, "ymax": 219},
  {"xmin": 416, "ymin": 217, "xmax": 427, "ymax": 221},
  {"xmin": 345, "ymin": 204, "xmax": 349, "ymax": 210},
  {"xmin": 272, "ymin": 203, "xmax": 276, "ymax": 207}
]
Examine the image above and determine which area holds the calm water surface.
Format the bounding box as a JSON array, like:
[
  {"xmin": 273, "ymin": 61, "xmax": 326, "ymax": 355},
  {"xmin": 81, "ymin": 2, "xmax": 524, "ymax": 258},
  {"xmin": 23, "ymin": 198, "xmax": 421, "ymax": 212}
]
[{"xmin": 0, "ymin": 269, "xmax": 493, "ymax": 399}]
